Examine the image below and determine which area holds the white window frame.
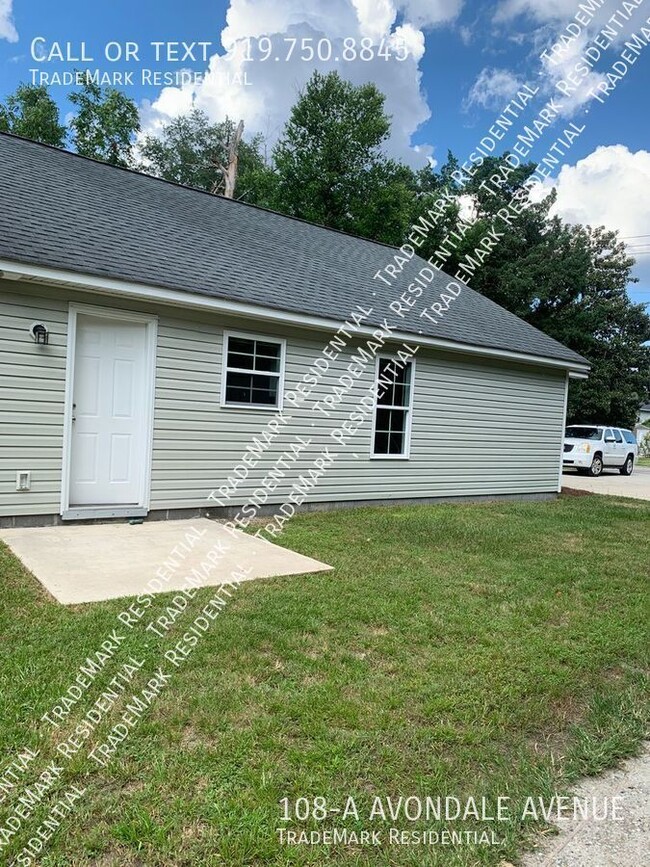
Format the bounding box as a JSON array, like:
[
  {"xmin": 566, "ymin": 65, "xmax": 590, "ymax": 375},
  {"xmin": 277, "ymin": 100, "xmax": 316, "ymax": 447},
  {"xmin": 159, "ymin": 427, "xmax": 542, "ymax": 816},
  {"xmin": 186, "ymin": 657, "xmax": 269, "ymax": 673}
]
[
  {"xmin": 369, "ymin": 355, "xmax": 416, "ymax": 460},
  {"xmin": 220, "ymin": 330, "xmax": 287, "ymax": 411}
]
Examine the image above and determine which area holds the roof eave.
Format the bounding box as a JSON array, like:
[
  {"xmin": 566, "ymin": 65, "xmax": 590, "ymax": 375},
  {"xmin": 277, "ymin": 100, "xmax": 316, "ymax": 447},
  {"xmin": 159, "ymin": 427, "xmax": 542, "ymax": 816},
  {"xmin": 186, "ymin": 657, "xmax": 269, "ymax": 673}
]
[{"xmin": 0, "ymin": 259, "xmax": 591, "ymax": 376}]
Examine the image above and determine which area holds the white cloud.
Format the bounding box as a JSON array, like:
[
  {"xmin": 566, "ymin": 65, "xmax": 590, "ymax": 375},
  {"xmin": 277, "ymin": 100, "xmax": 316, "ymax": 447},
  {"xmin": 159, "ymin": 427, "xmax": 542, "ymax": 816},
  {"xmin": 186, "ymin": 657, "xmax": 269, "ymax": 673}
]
[
  {"xmin": 494, "ymin": 0, "xmax": 577, "ymax": 24},
  {"xmin": 399, "ymin": 0, "xmax": 464, "ymax": 28},
  {"xmin": 537, "ymin": 146, "xmax": 650, "ymax": 286},
  {"xmin": 0, "ymin": 0, "xmax": 18, "ymax": 42},
  {"xmin": 142, "ymin": 0, "xmax": 464, "ymax": 166},
  {"xmin": 539, "ymin": 32, "xmax": 608, "ymax": 116},
  {"xmin": 465, "ymin": 67, "xmax": 523, "ymax": 110},
  {"xmin": 494, "ymin": 0, "xmax": 645, "ymax": 116},
  {"xmin": 351, "ymin": 0, "xmax": 397, "ymax": 41}
]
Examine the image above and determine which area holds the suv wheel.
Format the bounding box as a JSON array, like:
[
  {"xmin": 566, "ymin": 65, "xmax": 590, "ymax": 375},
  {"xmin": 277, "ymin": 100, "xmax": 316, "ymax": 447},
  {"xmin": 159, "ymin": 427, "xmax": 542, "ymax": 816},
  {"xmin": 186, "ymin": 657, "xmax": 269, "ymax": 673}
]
[
  {"xmin": 620, "ymin": 455, "xmax": 634, "ymax": 476},
  {"xmin": 588, "ymin": 453, "xmax": 603, "ymax": 477}
]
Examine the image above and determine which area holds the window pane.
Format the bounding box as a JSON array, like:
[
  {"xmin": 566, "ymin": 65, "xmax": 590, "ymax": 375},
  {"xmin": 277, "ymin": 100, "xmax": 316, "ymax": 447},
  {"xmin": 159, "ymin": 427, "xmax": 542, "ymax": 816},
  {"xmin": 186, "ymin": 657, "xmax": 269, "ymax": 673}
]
[
  {"xmin": 389, "ymin": 410, "xmax": 406, "ymax": 436},
  {"xmin": 254, "ymin": 341, "xmax": 281, "ymax": 373},
  {"xmin": 374, "ymin": 408, "xmax": 392, "ymax": 432},
  {"xmin": 251, "ymin": 391, "xmax": 277, "ymax": 405},
  {"xmin": 377, "ymin": 381, "xmax": 396, "ymax": 406},
  {"xmin": 376, "ymin": 360, "xmax": 411, "ymax": 407},
  {"xmin": 251, "ymin": 374, "xmax": 278, "ymax": 405},
  {"xmin": 255, "ymin": 353, "xmax": 280, "ymax": 373},
  {"xmin": 227, "ymin": 351, "xmax": 255, "ymax": 370},
  {"xmin": 225, "ymin": 385, "xmax": 248, "ymax": 403},
  {"xmin": 389, "ymin": 431, "xmax": 404, "ymax": 454},
  {"xmin": 225, "ymin": 371, "xmax": 252, "ymax": 404},
  {"xmin": 392, "ymin": 382, "xmax": 409, "ymax": 406},
  {"xmin": 225, "ymin": 371, "xmax": 278, "ymax": 406},
  {"xmin": 374, "ymin": 430, "xmax": 389, "ymax": 454},
  {"xmin": 229, "ymin": 337, "xmax": 255, "ymax": 355},
  {"xmin": 256, "ymin": 341, "xmax": 282, "ymax": 359},
  {"xmin": 227, "ymin": 372, "xmax": 252, "ymax": 388}
]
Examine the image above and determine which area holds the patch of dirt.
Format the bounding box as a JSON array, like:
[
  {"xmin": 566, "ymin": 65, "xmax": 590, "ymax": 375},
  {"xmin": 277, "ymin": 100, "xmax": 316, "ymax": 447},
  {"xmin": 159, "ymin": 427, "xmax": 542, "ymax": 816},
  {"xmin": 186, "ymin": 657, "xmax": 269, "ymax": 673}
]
[
  {"xmin": 91, "ymin": 850, "xmax": 143, "ymax": 867},
  {"xmin": 121, "ymin": 779, "xmax": 145, "ymax": 795},
  {"xmin": 180, "ymin": 724, "xmax": 216, "ymax": 749},
  {"xmin": 556, "ymin": 532, "xmax": 585, "ymax": 551},
  {"xmin": 527, "ymin": 692, "xmax": 588, "ymax": 758},
  {"xmin": 560, "ymin": 487, "xmax": 593, "ymax": 497}
]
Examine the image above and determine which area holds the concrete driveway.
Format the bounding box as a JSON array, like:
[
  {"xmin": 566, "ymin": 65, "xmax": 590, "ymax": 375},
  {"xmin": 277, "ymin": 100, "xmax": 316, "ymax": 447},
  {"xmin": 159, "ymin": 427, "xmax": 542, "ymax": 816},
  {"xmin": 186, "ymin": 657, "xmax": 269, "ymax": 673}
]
[
  {"xmin": 562, "ymin": 466, "xmax": 650, "ymax": 501},
  {"xmin": 523, "ymin": 743, "xmax": 650, "ymax": 867},
  {"xmin": 0, "ymin": 518, "xmax": 332, "ymax": 604}
]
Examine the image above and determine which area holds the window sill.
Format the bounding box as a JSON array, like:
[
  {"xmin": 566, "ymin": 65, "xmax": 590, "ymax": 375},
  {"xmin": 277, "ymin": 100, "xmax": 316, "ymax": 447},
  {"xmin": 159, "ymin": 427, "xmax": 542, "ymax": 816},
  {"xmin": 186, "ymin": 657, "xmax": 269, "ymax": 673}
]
[
  {"xmin": 220, "ymin": 402, "xmax": 281, "ymax": 412},
  {"xmin": 369, "ymin": 454, "xmax": 411, "ymax": 460}
]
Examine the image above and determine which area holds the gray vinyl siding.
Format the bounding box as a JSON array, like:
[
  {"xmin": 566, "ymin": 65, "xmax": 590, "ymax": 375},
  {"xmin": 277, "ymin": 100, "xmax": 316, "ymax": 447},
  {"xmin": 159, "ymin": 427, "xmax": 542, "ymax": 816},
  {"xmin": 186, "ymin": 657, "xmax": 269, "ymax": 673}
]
[
  {"xmin": 0, "ymin": 289, "xmax": 68, "ymax": 514},
  {"xmin": 0, "ymin": 281, "xmax": 567, "ymax": 517}
]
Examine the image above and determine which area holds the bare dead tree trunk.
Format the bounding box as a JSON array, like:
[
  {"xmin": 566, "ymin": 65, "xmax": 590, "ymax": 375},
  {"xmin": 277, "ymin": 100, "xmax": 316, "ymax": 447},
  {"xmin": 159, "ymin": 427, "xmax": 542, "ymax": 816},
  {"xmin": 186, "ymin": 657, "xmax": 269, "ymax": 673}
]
[{"xmin": 211, "ymin": 120, "xmax": 244, "ymax": 198}]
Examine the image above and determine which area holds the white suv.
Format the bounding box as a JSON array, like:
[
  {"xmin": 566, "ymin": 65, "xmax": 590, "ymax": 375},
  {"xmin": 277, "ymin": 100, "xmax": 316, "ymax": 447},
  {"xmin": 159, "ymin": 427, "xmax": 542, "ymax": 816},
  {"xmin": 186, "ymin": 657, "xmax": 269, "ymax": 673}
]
[{"xmin": 563, "ymin": 425, "xmax": 638, "ymax": 477}]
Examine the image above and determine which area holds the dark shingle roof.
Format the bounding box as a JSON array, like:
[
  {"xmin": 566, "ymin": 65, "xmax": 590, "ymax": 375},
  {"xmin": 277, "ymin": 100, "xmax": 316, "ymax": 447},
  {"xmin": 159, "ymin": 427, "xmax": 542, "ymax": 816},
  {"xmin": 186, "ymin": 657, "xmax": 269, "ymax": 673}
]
[{"xmin": 0, "ymin": 133, "xmax": 587, "ymax": 367}]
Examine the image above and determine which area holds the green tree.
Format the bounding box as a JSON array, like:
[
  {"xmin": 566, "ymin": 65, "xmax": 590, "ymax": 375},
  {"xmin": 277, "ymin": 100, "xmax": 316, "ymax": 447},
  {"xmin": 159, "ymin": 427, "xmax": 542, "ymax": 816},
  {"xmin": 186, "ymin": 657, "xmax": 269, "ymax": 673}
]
[
  {"xmin": 558, "ymin": 226, "xmax": 650, "ymax": 427},
  {"xmin": 272, "ymin": 71, "xmax": 415, "ymax": 243},
  {"xmin": 0, "ymin": 83, "xmax": 66, "ymax": 146},
  {"xmin": 430, "ymin": 153, "xmax": 650, "ymax": 428},
  {"xmin": 139, "ymin": 110, "xmax": 275, "ymax": 204},
  {"xmin": 68, "ymin": 80, "xmax": 139, "ymax": 167}
]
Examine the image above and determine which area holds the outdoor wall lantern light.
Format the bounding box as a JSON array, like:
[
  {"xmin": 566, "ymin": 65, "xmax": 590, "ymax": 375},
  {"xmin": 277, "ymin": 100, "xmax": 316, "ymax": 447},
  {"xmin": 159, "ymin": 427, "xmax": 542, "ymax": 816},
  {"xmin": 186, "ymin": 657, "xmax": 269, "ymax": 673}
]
[{"xmin": 29, "ymin": 322, "xmax": 49, "ymax": 345}]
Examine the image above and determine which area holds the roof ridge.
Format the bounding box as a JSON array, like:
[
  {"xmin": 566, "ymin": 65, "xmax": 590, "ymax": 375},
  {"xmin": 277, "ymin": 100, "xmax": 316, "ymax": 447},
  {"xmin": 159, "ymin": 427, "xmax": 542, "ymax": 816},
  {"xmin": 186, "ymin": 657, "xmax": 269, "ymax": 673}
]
[{"xmin": 0, "ymin": 130, "xmax": 399, "ymax": 252}]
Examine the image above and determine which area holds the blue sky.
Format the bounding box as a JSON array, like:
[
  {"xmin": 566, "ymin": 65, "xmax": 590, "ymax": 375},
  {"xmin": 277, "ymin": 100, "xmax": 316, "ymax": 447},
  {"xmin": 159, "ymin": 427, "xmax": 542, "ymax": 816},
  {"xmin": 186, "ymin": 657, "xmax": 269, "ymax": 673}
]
[{"xmin": 1, "ymin": 0, "xmax": 649, "ymax": 303}]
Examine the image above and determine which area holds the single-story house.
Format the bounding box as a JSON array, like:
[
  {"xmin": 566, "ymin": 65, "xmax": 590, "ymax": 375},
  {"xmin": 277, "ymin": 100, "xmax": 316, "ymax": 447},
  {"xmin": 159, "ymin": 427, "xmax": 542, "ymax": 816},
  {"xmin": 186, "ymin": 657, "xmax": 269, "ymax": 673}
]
[
  {"xmin": 638, "ymin": 403, "xmax": 650, "ymax": 425},
  {"xmin": 0, "ymin": 133, "xmax": 589, "ymax": 527}
]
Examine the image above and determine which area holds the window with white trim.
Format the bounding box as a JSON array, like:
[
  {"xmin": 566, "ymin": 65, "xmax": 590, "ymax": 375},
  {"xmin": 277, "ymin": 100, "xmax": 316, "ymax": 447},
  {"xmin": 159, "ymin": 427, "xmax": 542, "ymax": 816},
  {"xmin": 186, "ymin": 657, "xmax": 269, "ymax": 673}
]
[
  {"xmin": 223, "ymin": 333, "xmax": 284, "ymax": 408},
  {"xmin": 372, "ymin": 358, "xmax": 414, "ymax": 457}
]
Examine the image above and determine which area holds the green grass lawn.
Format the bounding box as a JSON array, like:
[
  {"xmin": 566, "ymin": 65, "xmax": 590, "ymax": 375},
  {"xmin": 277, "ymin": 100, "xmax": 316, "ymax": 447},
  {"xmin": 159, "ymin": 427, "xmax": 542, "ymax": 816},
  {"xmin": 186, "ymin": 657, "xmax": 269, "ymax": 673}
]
[
  {"xmin": 0, "ymin": 496, "xmax": 648, "ymax": 866},
  {"xmin": 637, "ymin": 456, "xmax": 650, "ymax": 467}
]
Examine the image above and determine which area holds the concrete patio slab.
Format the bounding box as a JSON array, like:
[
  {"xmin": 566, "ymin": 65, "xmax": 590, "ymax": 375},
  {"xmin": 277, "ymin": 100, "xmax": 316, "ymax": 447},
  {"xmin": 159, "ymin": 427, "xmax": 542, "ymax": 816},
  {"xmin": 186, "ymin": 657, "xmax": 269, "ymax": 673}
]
[{"xmin": 0, "ymin": 518, "xmax": 332, "ymax": 604}]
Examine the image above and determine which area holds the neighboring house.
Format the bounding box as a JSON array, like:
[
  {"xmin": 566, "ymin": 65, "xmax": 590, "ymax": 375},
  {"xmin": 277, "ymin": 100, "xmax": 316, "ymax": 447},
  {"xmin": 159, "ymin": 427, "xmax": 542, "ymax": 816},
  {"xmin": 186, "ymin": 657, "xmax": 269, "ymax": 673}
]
[
  {"xmin": 638, "ymin": 403, "xmax": 650, "ymax": 424},
  {"xmin": 0, "ymin": 133, "xmax": 590, "ymax": 527}
]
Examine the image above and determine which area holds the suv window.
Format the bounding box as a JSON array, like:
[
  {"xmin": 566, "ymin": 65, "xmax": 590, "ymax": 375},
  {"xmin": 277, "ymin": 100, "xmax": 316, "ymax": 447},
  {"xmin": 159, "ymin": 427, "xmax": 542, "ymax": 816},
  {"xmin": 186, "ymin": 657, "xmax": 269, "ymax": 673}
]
[
  {"xmin": 613, "ymin": 429, "xmax": 623, "ymax": 443},
  {"xmin": 565, "ymin": 426, "xmax": 602, "ymax": 440},
  {"xmin": 604, "ymin": 429, "xmax": 614, "ymax": 441},
  {"xmin": 622, "ymin": 430, "xmax": 637, "ymax": 444}
]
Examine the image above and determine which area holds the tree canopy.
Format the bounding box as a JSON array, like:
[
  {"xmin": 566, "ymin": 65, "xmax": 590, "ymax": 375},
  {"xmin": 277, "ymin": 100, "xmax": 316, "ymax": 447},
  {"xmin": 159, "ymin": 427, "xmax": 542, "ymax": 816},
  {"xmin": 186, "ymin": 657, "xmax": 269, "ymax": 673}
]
[
  {"xmin": 418, "ymin": 153, "xmax": 650, "ymax": 428},
  {"xmin": 0, "ymin": 84, "xmax": 66, "ymax": 146},
  {"xmin": 139, "ymin": 110, "xmax": 274, "ymax": 203},
  {"xmin": 68, "ymin": 80, "xmax": 140, "ymax": 167},
  {"xmin": 272, "ymin": 71, "xmax": 416, "ymax": 243}
]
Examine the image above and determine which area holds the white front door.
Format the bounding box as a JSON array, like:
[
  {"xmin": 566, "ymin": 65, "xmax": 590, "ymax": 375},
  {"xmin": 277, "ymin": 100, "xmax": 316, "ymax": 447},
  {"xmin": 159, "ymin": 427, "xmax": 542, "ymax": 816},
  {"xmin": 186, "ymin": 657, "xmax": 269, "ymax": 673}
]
[{"xmin": 69, "ymin": 314, "xmax": 149, "ymax": 507}]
